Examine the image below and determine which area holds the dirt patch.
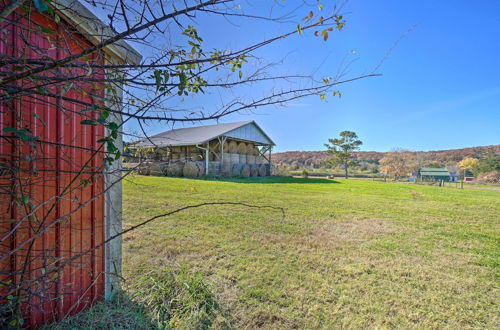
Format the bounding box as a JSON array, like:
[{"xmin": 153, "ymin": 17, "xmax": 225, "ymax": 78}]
[{"xmin": 411, "ymin": 190, "xmax": 425, "ymax": 200}]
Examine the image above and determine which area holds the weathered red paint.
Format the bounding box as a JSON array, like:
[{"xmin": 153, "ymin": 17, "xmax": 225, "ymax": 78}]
[{"xmin": 1, "ymin": 7, "xmax": 106, "ymax": 328}]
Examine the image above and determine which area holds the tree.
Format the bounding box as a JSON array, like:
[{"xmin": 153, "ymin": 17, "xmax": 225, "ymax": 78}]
[
  {"xmin": 379, "ymin": 149, "xmax": 413, "ymax": 180},
  {"xmin": 325, "ymin": 131, "xmax": 362, "ymax": 179},
  {"xmin": 474, "ymin": 150, "xmax": 500, "ymax": 174},
  {"xmin": 458, "ymin": 157, "xmax": 479, "ymax": 177}
]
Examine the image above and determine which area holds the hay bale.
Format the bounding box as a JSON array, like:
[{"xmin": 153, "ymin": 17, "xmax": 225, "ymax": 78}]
[
  {"xmin": 221, "ymin": 140, "xmax": 229, "ymax": 153},
  {"xmin": 241, "ymin": 164, "xmax": 250, "ymax": 177},
  {"xmin": 221, "ymin": 163, "xmax": 232, "ymax": 177},
  {"xmin": 256, "ymin": 156, "xmax": 264, "ymax": 165},
  {"xmin": 231, "ymin": 163, "xmax": 242, "ymax": 176},
  {"xmin": 228, "ymin": 141, "xmax": 238, "ymax": 153},
  {"xmin": 149, "ymin": 163, "xmax": 165, "ymax": 176},
  {"xmin": 221, "ymin": 153, "xmax": 231, "ymax": 164},
  {"xmin": 183, "ymin": 162, "xmax": 200, "ymax": 177},
  {"xmin": 246, "ymin": 155, "xmax": 256, "ymax": 164},
  {"xmin": 258, "ymin": 164, "xmax": 267, "ymax": 177},
  {"xmin": 136, "ymin": 162, "xmax": 152, "ymax": 175},
  {"xmin": 230, "ymin": 153, "xmax": 239, "ymax": 164},
  {"xmin": 166, "ymin": 162, "xmax": 184, "ymax": 177},
  {"xmin": 250, "ymin": 164, "xmax": 259, "ymax": 177},
  {"xmin": 239, "ymin": 154, "xmax": 247, "ymax": 163},
  {"xmin": 237, "ymin": 142, "xmax": 247, "ymax": 154},
  {"xmin": 251, "ymin": 146, "xmax": 260, "ymax": 156},
  {"xmin": 171, "ymin": 153, "xmax": 180, "ymax": 161}
]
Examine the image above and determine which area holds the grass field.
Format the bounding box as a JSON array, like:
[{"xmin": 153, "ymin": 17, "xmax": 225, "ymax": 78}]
[{"xmin": 111, "ymin": 176, "xmax": 499, "ymax": 329}]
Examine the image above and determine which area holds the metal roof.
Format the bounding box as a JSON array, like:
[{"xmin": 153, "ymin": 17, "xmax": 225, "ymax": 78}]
[
  {"xmin": 53, "ymin": 0, "xmax": 142, "ymax": 64},
  {"xmin": 133, "ymin": 121, "xmax": 275, "ymax": 148},
  {"xmin": 419, "ymin": 168, "xmax": 450, "ymax": 176}
]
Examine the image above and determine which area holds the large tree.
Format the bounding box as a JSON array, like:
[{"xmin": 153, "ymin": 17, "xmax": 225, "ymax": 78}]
[
  {"xmin": 325, "ymin": 131, "xmax": 362, "ymax": 179},
  {"xmin": 379, "ymin": 149, "xmax": 414, "ymax": 180}
]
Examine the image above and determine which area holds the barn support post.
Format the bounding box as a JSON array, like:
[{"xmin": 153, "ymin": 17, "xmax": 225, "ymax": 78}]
[
  {"xmin": 218, "ymin": 136, "xmax": 227, "ymax": 164},
  {"xmin": 104, "ymin": 63, "xmax": 124, "ymax": 301},
  {"xmin": 195, "ymin": 143, "xmax": 210, "ymax": 176},
  {"xmin": 269, "ymin": 146, "xmax": 272, "ymax": 176},
  {"xmin": 206, "ymin": 142, "xmax": 209, "ymax": 175}
]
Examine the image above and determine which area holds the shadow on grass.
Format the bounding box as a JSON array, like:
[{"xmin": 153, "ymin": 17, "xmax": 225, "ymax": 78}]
[
  {"xmin": 197, "ymin": 176, "xmax": 341, "ymax": 184},
  {"xmin": 41, "ymin": 293, "xmax": 155, "ymax": 330}
]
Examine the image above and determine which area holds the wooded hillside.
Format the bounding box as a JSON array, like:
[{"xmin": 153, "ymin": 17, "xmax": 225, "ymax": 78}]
[{"xmin": 274, "ymin": 145, "xmax": 500, "ymax": 171}]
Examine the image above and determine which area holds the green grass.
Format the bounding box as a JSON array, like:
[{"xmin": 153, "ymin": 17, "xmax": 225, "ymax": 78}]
[{"xmin": 118, "ymin": 176, "xmax": 499, "ymax": 329}]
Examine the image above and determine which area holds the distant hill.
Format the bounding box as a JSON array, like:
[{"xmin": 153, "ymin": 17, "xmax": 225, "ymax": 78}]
[{"xmin": 273, "ymin": 145, "xmax": 500, "ymax": 169}]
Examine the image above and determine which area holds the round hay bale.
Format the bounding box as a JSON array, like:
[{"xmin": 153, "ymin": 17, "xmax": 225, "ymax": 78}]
[
  {"xmin": 250, "ymin": 164, "xmax": 259, "ymax": 177},
  {"xmin": 246, "ymin": 155, "xmax": 256, "ymax": 164},
  {"xmin": 221, "ymin": 163, "xmax": 232, "ymax": 177},
  {"xmin": 230, "ymin": 153, "xmax": 239, "ymax": 164},
  {"xmin": 138, "ymin": 163, "xmax": 151, "ymax": 176},
  {"xmin": 239, "ymin": 154, "xmax": 247, "ymax": 163},
  {"xmin": 228, "ymin": 141, "xmax": 238, "ymax": 153},
  {"xmin": 177, "ymin": 151, "xmax": 187, "ymax": 161},
  {"xmin": 222, "ymin": 140, "xmax": 229, "ymax": 153},
  {"xmin": 237, "ymin": 142, "xmax": 247, "ymax": 154},
  {"xmin": 256, "ymin": 156, "xmax": 264, "ymax": 165},
  {"xmin": 171, "ymin": 152, "xmax": 180, "ymax": 161},
  {"xmin": 251, "ymin": 146, "xmax": 260, "ymax": 156},
  {"xmin": 183, "ymin": 161, "xmax": 201, "ymax": 177},
  {"xmin": 258, "ymin": 164, "xmax": 267, "ymax": 177},
  {"xmin": 149, "ymin": 163, "xmax": 164, "ymax": 176},
  {"xmin": 166, "ymin": 162, "xmax": 184, "ymax": 177},
  {"xmin": 231, "ymin": 163, "xmax": 242, "ymax": 176},
  {"xmin": 222, "ymin": 153, "xmax": 231, "ymax": 164},
  {"xmin": 240, "ymin": 164, "xmax": 250, "ymax": 177}
]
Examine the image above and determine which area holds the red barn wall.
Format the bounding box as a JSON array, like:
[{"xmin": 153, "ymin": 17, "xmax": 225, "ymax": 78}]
[{"xmin": 1, "ymin": 8, "xmax": 107, "ymax": 328}]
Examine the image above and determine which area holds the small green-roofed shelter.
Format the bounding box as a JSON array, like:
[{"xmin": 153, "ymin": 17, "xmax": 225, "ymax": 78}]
[{"xmin": 419, "ymin": 168, "xmax": 451, "ymax": 182}]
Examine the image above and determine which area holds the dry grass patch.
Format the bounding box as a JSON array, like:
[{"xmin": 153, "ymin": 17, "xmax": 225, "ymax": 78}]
[{"xmin": 116, "ymin": 176, "xmax": 499, "ymax": 329}]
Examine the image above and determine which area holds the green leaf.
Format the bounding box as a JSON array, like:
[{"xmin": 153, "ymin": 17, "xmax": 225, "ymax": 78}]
[
  {"xmin": 98, "ymin": 111, "xmax": 109, "ymax": 123},
  {"xmin": 154, "ymin": 70, "xmax": 162, "ymax": 91},
  {"xmin": 39, "ymin": 26, "xmax": 55, "ymax": 34},
  {"xmin": 79, "ymin": 105, "xmax": 98, "ymax": 113},
  {"xmin": 3, "ymin": 127, "xmax": 19, "ymax": 133},
  {"xmin": 80, "ymin": 120, "xmax": 97, "ymax": 126},
  {"xmin": 107, "ymin": 122, "xmax": 119, "ymax": 131},
  {"xmin": 297, "ymin": 24, "xmax": 303, "ymax": 35}
]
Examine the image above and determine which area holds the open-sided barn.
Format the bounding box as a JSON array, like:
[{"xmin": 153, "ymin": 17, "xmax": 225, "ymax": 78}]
[{"xmin": 129, "ymin": 121, "xmax": 275, "ymax": 177}]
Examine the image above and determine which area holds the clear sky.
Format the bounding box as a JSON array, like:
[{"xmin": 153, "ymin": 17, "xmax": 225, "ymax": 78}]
[{"xmin": 124, "ymin": 0, "xmax": 500, "ymax": 152}]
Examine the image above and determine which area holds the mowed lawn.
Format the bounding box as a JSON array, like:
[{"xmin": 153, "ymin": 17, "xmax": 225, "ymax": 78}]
[{"xmin": 122, "ymin": 176, "xmax": 499, "ymax": 329}]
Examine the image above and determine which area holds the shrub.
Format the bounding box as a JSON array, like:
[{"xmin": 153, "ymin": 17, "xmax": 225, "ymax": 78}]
[{"xmin": 301, "ymin": 169, "xmax": 309, "ymax": 178}]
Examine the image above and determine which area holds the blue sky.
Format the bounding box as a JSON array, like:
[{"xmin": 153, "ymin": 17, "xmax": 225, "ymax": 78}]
[{"xmin": 124, "ymin": 0, "xmax": 500, "ymax": 152}]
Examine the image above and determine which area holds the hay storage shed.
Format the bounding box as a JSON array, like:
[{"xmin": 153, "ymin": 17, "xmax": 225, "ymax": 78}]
[
  {"xmin": 130, "ymin": 121, "xmax": 275, "ymax": 177},
  {"xmin": 0, "ymin": 0, "xmax": 141, "ymax": 327}
]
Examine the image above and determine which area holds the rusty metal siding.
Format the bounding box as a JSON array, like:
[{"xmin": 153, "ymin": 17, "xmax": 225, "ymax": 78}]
[{"xmin": 1, "ymin": 9, "xmax": 106, "ymax": 328}]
